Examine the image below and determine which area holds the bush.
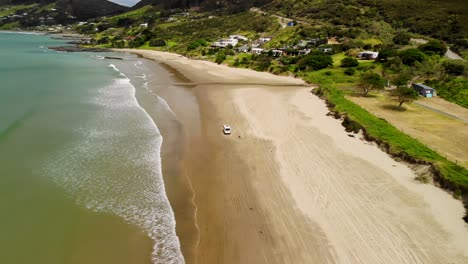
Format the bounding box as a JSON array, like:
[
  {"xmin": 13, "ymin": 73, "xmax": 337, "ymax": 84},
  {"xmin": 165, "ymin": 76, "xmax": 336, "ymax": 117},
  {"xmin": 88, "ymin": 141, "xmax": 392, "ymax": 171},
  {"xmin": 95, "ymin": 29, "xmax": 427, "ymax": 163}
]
[
  {"xmin": 215, "ymin": 50, "xmax": 226, "ymax": 64},
  {"xmin": 187, "ymin": 39, "xmax": 207, "ymax": 51},
  {"xmin": 149, "ymin": 39, "xmax": 166, "ymax": 47},
  {"xmin": 340, "ymin": 57, "xmax": 359, "ymax": 67},
  {"xmin": 297, "ymin": 52, "xmax": 333, "ymax": 71},
  {"xmin": 377, "ymin": 48, "xmax": 398, "ymax": 62},
  {"xmin": 418, "ymin": 40, "xmax": 447, "ymax": 56},
  {"xmin": 253, "ymin": 55, "xmax": 272, "ymax": 71},
  {"xmin": 393, "ymin": 31, "xmax": 411, "ymax": 45},
  {"xmin": 443, "ymin": 62, "xmax": 465, "ymax": 75},
  {"xmin": 344, "ymin": 68, "xmax": 356, "ymax": 75},
  {"xmin": 399, "ymin": 49, "xmax": 426, "ymax": 66}
]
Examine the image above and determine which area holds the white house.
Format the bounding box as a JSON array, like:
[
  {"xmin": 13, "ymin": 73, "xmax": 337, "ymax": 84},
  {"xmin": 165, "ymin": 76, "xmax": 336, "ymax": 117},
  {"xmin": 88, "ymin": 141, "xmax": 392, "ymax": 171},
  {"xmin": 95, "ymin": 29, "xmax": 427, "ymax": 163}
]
[
  {"xmin": 318, "ymin": 47, "xmax": 333, "ymax": 53},
  {"xmin": 251, "ymin": 48, "xmax": 264, "ymax": 54},
  {"xmin": 237, "ymin": 45, "xmax": 250, "ymax": 53},
  {"xmin": 212, "ymin": 38, "xmax": 239, "ymax": 48},
  {"xmin": 272, "ymin": 49, "xmax": 284, "ymax": 57},
  {"xmin": 259, "ymin": 37, "xmax": 272, "ymax": 43},
  {"xmin": 358, "ymin": 51, "xmax": 379, "ymax": 60},
  {"xmin": 140, "ymin": 23, "xmax": 148, "ymax": 28},
  {"xmin": 229, "ymin": 35, "xmax": 248, "ymax": 41}
]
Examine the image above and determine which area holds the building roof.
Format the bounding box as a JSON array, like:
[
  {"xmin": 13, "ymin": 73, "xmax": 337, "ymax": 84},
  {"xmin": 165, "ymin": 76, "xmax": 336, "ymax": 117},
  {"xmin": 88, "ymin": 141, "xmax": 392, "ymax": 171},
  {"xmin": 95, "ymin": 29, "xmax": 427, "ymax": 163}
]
[{"xmin": 413, "ymin": 83, "xmax": 435, "ymax": 90}]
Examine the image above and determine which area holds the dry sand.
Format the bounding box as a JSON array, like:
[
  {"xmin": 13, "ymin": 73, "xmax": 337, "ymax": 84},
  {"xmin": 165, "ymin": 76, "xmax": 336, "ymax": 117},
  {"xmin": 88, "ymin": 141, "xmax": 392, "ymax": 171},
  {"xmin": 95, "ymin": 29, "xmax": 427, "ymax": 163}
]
[{"xmin": 118, "ymin": 49, "xmax": 468, "ymax": 264}]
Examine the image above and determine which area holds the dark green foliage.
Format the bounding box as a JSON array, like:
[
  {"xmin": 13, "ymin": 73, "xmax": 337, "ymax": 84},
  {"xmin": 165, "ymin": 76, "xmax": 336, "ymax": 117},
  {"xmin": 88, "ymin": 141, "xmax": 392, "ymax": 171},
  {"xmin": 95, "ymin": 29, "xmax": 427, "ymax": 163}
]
[
  {"xmin": 399, "ymin": 49, "xmax": 426, "ymax": 66},
  {"xmin": 393, "ymin": 31, "xmax": 411, "ymax": 45},
  {"xmin": 252, "ymin": 55, "xmax": 272, "ymax": 71},
  {"xmin": 297, "ymin": 52, "xmax": 333, "ymax": 71},
  {"xmin": 215, "ymin": 50, "xmax": 226, "ymax": 64},
  {"xmin": 96, "ymin": 37, "xmax": 109, "ymax": 45},
  {"xmin": 443, "ymin": 61, "xmax": 465, "ymax": 75},
  {"xmin": 117, "ymin": 18, "xmax": 135, "ymax": 27},
  {"xmin": 149, "ymin": 38, "xmax": 167, "ymax": 47},
  {"xmin": 359, "ymin": 72, "xmax": 385, "ymax": 95},
  {"xmin": 393, "ymin": 86, "xmax": 419, "ymax": 108},
  {"xmin": 418, "ymin": 40, "xmax": 447, "ymax": 56},
  {"xmin": 187, "ymin": 39, "xmax": 207, "ymax": 51},
  {"xmin": 340, "ymin": 57, "xmax": 359, "ymax": 68},
  {"xmin": 377, "ymin": 48, "xmax": 398, "ymax": 62},
  {"xmin": 344, "ymin": 68, "xmax": 356, "ymax": 76},
  {"xmin": 280, "ymin": 56, "xmax": 300, "ymax": 65},
  {"xmin": 425, "ymin": 78, "xmax": 468, "ymax": 108}
]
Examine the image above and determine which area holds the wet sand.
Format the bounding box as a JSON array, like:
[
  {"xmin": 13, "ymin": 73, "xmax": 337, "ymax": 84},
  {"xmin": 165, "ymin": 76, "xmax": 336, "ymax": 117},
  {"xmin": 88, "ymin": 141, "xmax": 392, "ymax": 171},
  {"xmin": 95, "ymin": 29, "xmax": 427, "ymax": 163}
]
[{"xmin": 119, "ymin": 49, "xmax": 468, "ymax": 264}]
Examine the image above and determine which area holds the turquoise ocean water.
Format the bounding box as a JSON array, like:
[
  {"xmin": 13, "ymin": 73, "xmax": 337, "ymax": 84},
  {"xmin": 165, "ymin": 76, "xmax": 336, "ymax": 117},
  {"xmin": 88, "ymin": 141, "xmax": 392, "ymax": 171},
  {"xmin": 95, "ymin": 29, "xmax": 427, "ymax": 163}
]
[{"xmin": 0, "ymin": 32, "xmax": 183, "ymax": 263}]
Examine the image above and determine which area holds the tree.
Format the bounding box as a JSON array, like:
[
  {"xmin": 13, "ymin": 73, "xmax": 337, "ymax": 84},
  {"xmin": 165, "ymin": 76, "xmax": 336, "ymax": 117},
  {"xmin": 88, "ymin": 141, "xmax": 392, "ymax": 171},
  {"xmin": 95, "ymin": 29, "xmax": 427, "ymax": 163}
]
[
  {"xmin": 443, "ymin": 61, "xmax": 465, "ymax": 75},
  {"xmin": 393, "ymin": 31, "xmax": 411, "ymax": 45},
  {"xmin": 297, "ymin": 52, "xmax": 333, "ymax": 71},
  {"xmin": 215, "ymin": 50, "xmax": 226, "ymax": 64},
  {"xmin": 377, "ymin": 47, "xmax": 398, "ymax": 62},
  {"xmin": 149, "ymin": 39, "xmax": 166, "ymax": 47},
  {"xmin": 359, "ymin": 72, "xmax": 385, "ymax": 96},
  {"xmin": 340, "ymin": 57, "xmax": 359, "ymax": 67},
  {"xmin": 418, "ymin": 40, "xmax": 447, "ymax": 56},
  {"xmin": 393, "ymin": 86, "xmax": 419, "ymax": 108},
  {"xmin": 399, "ymin": 48, "xmax": 425, "ymax": 66}
]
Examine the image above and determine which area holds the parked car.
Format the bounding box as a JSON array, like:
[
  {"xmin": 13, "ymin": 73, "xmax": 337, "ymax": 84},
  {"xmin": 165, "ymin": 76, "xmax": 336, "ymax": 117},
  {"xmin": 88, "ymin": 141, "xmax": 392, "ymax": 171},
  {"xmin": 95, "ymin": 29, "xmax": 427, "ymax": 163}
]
[{"xmin": 223, "ymin": 125, "xmax": 231, "ymax": 135}]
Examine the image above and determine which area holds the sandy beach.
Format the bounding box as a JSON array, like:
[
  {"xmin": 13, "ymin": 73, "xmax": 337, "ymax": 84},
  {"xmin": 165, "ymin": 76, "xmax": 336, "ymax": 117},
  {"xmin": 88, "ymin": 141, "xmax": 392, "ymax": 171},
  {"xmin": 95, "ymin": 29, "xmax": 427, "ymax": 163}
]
[{"xmin": 118, "ymin": 49, "xmax": 468, "ymax": 264}]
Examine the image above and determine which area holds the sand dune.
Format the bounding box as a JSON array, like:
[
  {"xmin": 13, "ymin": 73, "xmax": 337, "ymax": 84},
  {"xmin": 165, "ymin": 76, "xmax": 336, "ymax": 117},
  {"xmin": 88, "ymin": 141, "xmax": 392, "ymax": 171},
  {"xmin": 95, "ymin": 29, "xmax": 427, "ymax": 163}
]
[{"xmin": 118, "ymin": 49, "xmax": 468, "ymax": 264}]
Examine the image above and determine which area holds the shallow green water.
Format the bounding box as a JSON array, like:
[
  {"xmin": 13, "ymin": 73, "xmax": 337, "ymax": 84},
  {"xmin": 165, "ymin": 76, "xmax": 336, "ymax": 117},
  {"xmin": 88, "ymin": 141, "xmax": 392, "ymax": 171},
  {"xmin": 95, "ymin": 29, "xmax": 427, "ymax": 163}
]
[{"xmin": 0, "ymin": 32, "xmax": 183, "ymax": 263}]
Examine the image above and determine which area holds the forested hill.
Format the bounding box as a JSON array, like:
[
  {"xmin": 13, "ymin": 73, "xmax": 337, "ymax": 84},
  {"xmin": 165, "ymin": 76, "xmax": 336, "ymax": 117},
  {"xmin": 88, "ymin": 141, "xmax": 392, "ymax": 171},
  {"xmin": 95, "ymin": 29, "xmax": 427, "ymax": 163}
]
[
  {"xmin": 134, "ymin": 0, "xmax": 273, "ymax": 11},
  {"xmin": 265, "ymin": 0, "xmax": 468, "ymax": 43},
  {"xmin": 0, "ymin": 0, "xmax": 129, "ymax": 19}
]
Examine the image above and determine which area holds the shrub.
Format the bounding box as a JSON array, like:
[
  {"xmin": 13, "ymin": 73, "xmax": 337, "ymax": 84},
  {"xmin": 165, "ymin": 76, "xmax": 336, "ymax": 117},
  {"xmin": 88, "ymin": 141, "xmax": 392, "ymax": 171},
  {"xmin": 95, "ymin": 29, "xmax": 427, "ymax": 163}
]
[
  {"xmin": 443, "ymin": 62, "xmax": 465, "ymax": 75},
  {"xmin": 344, "ymin": 68, "xmax": 356, "ymax": 76},
  {"xmin": 418, "ymin": 40, "xmax": 447, "ymax": 56},
  {"xmin": 187, "ymin": 39, "xmax": 207, "ymax": 51},
  {"xmin": 297, "ymin": 52, "xmax": 333, "ymax": 71},
  {"xmin": 340, "ymin": 57, "xmax": 359, "ymax": 67},
  {"xmin": 399, "ymin": 48, "xmax": 426, "ymax": 66},
  {"xmin": 149, "ymin": 39, "xmax": 166, "ymax": 47},
  {"xmin": 393, "ymin": 31, "xmax": 411, "ymax": 45},
  {"xmin": 215, "ymin": 50, "xmax": 226, "ymax": 64},
  {"xmin": 377, "ymin": 48, "xmax": 398, "ymax": 62}
]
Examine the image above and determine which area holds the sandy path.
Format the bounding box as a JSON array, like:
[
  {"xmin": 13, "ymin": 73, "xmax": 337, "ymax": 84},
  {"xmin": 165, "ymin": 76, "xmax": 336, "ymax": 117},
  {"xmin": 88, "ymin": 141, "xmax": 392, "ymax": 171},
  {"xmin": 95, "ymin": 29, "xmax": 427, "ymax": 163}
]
[{"xmin": 116, "ymin": 49, "xmax": 468, "ymax": 264}]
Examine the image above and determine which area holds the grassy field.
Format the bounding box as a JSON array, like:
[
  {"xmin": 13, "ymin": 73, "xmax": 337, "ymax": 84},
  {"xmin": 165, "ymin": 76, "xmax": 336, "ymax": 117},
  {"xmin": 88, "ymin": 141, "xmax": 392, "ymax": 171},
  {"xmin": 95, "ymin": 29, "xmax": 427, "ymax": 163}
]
[
  {"xmin": 313, "ymin": 83, "xmax": 468, "ymax": 189},
  {"xmin": 349, "ymin": 94, "xmax": 468, "ymax": 169}
]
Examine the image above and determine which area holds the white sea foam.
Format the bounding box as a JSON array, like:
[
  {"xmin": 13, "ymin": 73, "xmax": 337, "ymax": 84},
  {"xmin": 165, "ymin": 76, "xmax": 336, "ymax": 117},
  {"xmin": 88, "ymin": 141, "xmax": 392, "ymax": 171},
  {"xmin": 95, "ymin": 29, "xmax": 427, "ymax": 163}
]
[{"xmin": 45, "ymin": 64, "xmax": 184, "ymax": 263}]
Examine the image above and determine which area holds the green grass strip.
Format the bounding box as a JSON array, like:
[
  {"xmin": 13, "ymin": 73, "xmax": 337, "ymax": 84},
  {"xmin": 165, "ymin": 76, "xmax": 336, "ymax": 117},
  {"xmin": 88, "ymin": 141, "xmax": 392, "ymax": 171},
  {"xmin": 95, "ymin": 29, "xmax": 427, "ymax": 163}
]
[{"xmin": 316, "ymin": 84, "xmax": 468, "ymax": 190}]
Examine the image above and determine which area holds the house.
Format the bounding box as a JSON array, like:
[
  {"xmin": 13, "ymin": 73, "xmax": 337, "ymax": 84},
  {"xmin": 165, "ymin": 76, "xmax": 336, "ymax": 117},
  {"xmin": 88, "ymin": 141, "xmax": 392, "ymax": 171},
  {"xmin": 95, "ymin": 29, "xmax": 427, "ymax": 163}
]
[
  {"xmin": 212, "ymin": 38, "xmax": 239, "ymax": 48},
  {"xmin": 259, "ymin": 37, "xmax": 272, "ymax": 43},
  {"xmin": 358, "ymin": 51, "xmax": 379, "ymax": 60},
  {"xmin": 229, "ymin": 35, "xmax": 248, "ymax": 41},
  {"xmin": 412, "ymin": 83, "xmax": 436, "ymax": 98},
  {"xmin": 272, "ymin": 49, "xmax": 284, "ymax": 57},
  {"xmin": 237, "ymin": 45, "xmax": 250, "ymax": 53},
  {"xmin": 287, "ymin": 21, "xmax": 295, "ymax": 27},
  {"xmin": 251, "ymin": 48, "xmax": 264, "ymax": 54},
  {"xmin": 139, "ymin": 23, "xmax": 148, "ymax": 28},
  {"xmin": 318, "ymin": 47, "xmax": 333, "ymax": 53},
  {"xmin": 298, "ymin": 49, "xmax": 311, "ymax": 55}
]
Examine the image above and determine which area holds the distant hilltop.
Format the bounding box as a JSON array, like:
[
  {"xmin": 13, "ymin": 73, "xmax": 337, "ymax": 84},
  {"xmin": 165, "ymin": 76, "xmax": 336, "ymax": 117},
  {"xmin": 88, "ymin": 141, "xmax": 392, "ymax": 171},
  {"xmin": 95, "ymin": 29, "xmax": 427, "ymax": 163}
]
[
  {"xmin": 133, "ymin": 0, "xmax": 273, "ymax": 11},
  {"xmin": 0, "ymin": 0, "xmax": 129, "ymax": 19}
]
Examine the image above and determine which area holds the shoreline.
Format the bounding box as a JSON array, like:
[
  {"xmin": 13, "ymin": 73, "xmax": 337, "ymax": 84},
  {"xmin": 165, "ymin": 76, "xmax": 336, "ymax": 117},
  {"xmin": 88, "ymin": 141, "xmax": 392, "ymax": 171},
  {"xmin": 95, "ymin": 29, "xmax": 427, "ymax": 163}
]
[{"xmin": 116, "ymin": 48, "xmax": 468, "ymax": 263}]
